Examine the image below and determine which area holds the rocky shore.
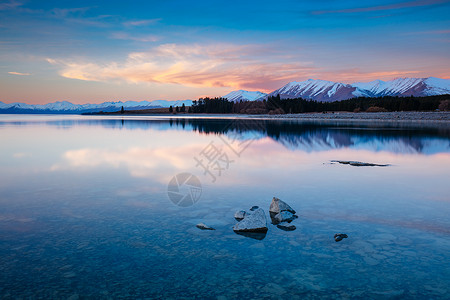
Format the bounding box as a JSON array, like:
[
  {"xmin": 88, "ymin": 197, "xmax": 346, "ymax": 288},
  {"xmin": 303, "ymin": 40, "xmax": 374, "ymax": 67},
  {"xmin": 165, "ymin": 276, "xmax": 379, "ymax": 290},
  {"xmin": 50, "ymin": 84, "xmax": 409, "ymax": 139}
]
[{"xmin": 249, "ymin": 111, "xmax": 450, "ymax": 121}]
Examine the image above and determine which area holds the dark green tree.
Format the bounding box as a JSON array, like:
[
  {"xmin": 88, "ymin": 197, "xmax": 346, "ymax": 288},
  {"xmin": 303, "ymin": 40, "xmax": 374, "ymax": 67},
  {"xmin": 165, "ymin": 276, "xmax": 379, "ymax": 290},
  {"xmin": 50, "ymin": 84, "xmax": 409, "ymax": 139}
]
[
  {"xmin": 176, "ymin": 106, "xmax": 179, "ymax": 112},
  {"xmin": 181, "ymin": 103, "xmax": 186, "ymax": 112},
  {"xmin": 120, "ymin": 106, "xmax": 124, "ymax": 114},
  {"xmin": 169, "ymin": 105, "xmax": 173, "ymax": 113}
]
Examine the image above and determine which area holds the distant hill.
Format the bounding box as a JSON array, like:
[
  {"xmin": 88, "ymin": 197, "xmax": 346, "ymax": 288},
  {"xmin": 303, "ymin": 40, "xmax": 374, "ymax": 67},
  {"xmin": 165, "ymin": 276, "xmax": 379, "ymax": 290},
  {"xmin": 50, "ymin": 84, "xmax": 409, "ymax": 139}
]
[{"xmin": 0, "ymin": 100, "xmax": 193, "ymax": 114}]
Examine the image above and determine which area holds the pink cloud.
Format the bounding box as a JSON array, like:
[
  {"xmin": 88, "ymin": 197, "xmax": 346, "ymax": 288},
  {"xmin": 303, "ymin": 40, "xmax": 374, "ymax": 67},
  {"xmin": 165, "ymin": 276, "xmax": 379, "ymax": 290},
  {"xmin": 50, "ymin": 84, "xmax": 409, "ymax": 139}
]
[
  {"xmin": 317, "ymin": 69, "xmax": 422, "ymax": 83},
  {"xmin": 313, "ymin": 0, "xmax": 449, "ymax": 15},
  {"xmin": 110, "ymin": 32, "xmax": 159, "ymax": 42},
  {"xmin": 46, "ymin": 42, "xmax": 449, "ymax": 93},
  {"xmin": 0, "ymin": 0, "xmax": 22, "ymax": 10},
  {"xmin": 8, "ymin": 71, "xmax": 31, "ymax": 76},
  {"xmin": 47, "ymin": 43, "xmax": 315, "ymax": 92},
  {"xmin": 123, "ymin": 18, "xmax": 161, "ymax": 27}
]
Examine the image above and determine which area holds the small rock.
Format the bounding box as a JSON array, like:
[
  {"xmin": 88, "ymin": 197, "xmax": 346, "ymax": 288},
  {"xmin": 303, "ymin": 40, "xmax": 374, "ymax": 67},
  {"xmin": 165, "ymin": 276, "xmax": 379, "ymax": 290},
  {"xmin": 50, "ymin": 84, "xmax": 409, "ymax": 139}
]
[
  {"xmin": 272, "ymin": 211, "xmax": 298, "ymax": 224},
  {"xmin": 277, "ymin": 223, "xmax": 296, "ymax": 231},
  {"xmin": 234, "ymin": 210, "xmax": 247, "ymax": 221},
  {"xmin": 233, "ymin": 208, "xmax": 268, "ymax": 233},
  {"xmin": 250, "ymin": 206, "xmax": 259, "ymax": 211},
  {"xmin": 269, "ymin": 197, "xmax": 296, "ymax": 214},
  {"xmin": 334, "ymin": 233, "xmax": 348, "ymax": 242},
  {"xmin": 196, "ymin": 223, "xmax": 215, "ymax": 230}
]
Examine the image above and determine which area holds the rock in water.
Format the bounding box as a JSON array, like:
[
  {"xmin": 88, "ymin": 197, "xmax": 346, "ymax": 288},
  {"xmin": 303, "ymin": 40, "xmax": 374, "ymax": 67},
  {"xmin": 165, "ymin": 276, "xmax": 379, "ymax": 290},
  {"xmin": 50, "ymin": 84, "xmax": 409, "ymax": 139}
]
[
  {"xmin": 234, "ymin": 210, "xmax": 247, "ymax": 221},
  {"xmin": 196, "ymin": 223, "xmax": 215, "ymax": 230},
  {"xmin": 272, "ymin": 211, "xmax": 298, "ymax": 224},
  {"xmin": 233, "ymin": 208, "xmax": 268, "ymax": 233},
  {"xmin": 334, "ymin": 233, "xmax": 348, "ymax": 242},
  {"xmin": 277, "ymin": 223, "xmax": 296, "ymax": 231},
  {"xmin": 250, "ymin": 206, "xmax": 259, "ymax": 211},
  {"xmin": 331, "ymin": 160, "xmax": 389, "ymax": 167},
  {"xmin": 269, "ymin": 197, "xmax": 296, "ymax": 214}
]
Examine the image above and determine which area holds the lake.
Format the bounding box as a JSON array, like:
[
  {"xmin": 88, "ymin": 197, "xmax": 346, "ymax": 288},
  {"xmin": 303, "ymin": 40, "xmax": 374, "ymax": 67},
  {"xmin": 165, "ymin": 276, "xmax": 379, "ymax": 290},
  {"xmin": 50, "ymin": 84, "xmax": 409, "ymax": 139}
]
[{"xmin": 0, "ymin": 114, "xmax": 449, "ymax": 299}]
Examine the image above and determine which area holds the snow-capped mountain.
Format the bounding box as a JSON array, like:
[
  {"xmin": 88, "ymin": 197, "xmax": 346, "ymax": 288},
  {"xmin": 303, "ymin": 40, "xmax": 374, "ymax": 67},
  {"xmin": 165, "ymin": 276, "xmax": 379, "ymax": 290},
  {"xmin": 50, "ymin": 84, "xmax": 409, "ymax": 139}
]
[
  {"xmin": 267, "ymin": 79, "xmax": 357, "ymax": 102},
  {"xmin": 352, "ymin": 77, "xmax": 450, "ymax": 98},
  {"xmin": 268, "ymin": 77, "xmax": 450, "ymax": 102},
  {"xmin": 0, "ymin": 99, "xmax": 193, "ymax": 114},
  {"xmin": 223, "ymin": 90, "xmax": 268, "ymax": 102}
]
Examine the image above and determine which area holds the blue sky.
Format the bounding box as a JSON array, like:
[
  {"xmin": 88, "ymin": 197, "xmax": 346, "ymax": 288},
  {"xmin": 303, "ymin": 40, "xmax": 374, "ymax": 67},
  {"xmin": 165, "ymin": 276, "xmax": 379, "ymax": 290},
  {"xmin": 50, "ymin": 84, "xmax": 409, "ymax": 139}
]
[{"xmin": 1, "ymin": 0, "xmax": 449, "ymax": 104}]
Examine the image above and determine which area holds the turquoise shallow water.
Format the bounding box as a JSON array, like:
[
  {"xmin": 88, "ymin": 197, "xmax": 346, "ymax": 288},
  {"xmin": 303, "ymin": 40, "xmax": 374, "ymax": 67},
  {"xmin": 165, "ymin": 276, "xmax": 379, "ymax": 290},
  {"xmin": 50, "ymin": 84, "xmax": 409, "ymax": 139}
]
[{"xmin": 0, "ymin": 115, "xmax": 449, "ymax": 299}]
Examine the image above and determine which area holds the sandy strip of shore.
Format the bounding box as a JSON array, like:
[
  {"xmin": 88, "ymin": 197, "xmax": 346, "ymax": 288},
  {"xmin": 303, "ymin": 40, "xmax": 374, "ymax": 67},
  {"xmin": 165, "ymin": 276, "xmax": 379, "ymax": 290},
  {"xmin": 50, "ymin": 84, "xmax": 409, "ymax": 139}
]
[{"xmin": 245, "ymin": 111, "xmax": 450, "ymax": 121}]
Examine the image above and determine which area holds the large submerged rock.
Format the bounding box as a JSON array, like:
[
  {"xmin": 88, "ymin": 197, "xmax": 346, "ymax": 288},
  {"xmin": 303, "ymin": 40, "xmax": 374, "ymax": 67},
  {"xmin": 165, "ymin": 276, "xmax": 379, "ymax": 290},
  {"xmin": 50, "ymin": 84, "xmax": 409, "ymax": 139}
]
[
  {"xmin": 233, "ymin": 208, "xmax": 268, "ymax": 233},
  {"xmin": 269, "ymin": 197, "xmax": 296, "ymax": 214}
]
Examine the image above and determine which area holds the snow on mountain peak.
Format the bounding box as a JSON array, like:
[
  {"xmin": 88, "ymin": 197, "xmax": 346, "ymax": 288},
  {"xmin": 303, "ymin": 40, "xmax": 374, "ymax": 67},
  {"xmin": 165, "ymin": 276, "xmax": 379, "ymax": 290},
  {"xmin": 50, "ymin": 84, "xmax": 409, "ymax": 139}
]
[
  {"xmin": 352, "ymin": 77, "xmax": 450, "ymax": 97},
  {"xmin": 223, "ymin": 90, "xmax": 268, "ymax": 102},
  {"xmin": 268, "ymin": 79, "xmax": 355, "ymax": 101}
]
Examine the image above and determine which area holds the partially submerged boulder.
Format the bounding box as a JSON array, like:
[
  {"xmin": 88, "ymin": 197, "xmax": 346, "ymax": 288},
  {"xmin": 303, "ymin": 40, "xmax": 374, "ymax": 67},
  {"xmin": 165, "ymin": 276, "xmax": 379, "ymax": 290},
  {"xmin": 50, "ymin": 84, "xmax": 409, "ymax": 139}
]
[
  {"xmin": 196, "ymin": 223, "xmax": 215, "ymax": 230},
  {"xmin": 234, "ymin": 210, "xmax": 247, "ymax": 221},
  {"xmin": 272, "ymin": 211, "xmax": 298, "ymax": 224},
  {"xmin": 250, "ymin": 206, "xmax": 259, "ymax": 211},
  {"xmin": 233, "ymin": 208, "xmax": 268, "ymax": 233},
  {"xmin": 269, "ymin": 197, "xmax": 296, "ymax": 214}
]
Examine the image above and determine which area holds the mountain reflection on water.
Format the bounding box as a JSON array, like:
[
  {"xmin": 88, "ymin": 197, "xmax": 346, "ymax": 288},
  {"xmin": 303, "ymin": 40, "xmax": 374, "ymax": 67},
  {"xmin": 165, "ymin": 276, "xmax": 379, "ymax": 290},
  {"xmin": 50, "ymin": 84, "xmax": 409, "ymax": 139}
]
[{"xmin": 2, "ymin": 116, "xmax": 448, "ymax": 154}]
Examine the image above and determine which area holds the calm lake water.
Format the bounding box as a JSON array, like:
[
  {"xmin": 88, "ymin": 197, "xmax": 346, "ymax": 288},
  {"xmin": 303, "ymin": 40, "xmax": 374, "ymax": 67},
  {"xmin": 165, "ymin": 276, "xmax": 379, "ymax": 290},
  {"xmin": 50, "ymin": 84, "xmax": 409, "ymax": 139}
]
[{"xmin": 1, "ymin": 114, "xmax": 449, "ymax": 299}]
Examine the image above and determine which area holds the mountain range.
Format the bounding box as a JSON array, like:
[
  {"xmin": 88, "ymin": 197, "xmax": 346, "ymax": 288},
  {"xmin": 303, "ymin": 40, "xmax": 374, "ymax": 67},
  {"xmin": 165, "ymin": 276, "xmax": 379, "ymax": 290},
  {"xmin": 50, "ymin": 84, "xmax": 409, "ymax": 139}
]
[
  {"xmin": 1, "ymin": 77, "xmax": 449, "ymax": 113},
  {"xmin": 267, "ymin": 77, "xmax": 450, "ymax": 102},
  {"xmin": 0, "ymin": 99, "xmax": 193, "ymax": 114}
]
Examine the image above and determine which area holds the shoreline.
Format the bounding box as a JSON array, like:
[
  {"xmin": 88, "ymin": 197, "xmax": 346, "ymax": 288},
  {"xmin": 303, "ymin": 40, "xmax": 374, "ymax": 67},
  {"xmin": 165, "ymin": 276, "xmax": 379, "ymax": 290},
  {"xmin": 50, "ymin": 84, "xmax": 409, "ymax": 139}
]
[
  {"xmin": 246, "ymin": 111, "xmax": 450, "ymax": 121},
  {"xmin": 2, "ymin": 111, "xmax": 450, "ymax": 122},
  {"xmin": 85, "ymin": 111, "xmax": 450, "ymax": 122}
]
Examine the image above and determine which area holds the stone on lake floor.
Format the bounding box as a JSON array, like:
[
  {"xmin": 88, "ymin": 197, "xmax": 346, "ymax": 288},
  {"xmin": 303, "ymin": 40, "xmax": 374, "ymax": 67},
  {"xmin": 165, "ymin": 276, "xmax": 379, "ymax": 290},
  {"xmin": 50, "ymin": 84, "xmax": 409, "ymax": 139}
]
[
  {"xmin": 269, "ymin": 197, "xmax": 296, "ymax": 214},
  {"xmin": 233, "ymin": 208, "xmax": 268, "ymax": 233},
  {"xmin": 331, "ymin": 160, "xmax": 390, "ymax": 167},
  {"xmin": 271, "ymin": 211, "xmax": 298, "ymax": 224},
  {"xmin": 277, "ymin": 223, "xmax": 296, "ymax": 231},
  {"xmin": 196, "ymin": 223, "xmax": 215, "ymax": 230},
  {"xmin": 250, "ymin": 206, "xmax": 259, "ymax": 211},
  {"xmin": 334, "ymin": 233, "xmax": 348, "ymax": 242},
  {"xmin": 234, "ymin": 210, "xmax": 247, "ymax": 221}
]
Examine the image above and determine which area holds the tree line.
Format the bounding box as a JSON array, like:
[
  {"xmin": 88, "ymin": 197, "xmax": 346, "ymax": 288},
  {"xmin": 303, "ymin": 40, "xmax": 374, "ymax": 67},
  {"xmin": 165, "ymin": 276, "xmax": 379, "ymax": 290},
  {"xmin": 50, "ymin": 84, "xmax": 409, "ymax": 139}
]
[{"xmin": 182, "ymin": 94, "xmax": 450, "ymax": 114}]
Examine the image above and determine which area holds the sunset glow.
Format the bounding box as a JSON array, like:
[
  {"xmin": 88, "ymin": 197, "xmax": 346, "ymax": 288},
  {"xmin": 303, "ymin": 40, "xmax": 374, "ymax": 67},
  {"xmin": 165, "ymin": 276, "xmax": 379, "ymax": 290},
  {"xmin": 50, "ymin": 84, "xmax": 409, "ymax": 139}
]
[{"xmin": 1, "ymin": 0, "xmax": 449, "ymax": 104}]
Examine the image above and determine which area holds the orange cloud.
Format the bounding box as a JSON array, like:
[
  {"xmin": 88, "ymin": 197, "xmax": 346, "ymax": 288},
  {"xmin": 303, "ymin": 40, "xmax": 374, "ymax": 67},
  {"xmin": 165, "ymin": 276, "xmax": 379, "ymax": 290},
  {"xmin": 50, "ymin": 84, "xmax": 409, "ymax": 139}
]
[
  {"xmin": 47, "ymin": 43, "xmax": 315, "ymax": 92},
  {"xmin": 8, "ymin": 71, "xmax": 31, "ymax": 76}
]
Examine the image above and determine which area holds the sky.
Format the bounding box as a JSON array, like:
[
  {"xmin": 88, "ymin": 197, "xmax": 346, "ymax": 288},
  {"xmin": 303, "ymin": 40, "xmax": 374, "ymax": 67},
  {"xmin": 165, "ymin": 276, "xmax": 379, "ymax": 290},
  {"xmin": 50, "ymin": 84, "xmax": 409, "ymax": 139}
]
[{"xmin": 0, "ymin": 0, "xmax": 449, "ymax": 104}]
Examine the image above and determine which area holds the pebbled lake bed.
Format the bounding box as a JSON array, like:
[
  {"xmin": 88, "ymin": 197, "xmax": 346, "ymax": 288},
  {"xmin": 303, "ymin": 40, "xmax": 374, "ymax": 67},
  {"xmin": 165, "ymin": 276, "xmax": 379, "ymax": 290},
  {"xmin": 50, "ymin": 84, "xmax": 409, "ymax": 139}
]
[{"xmin": 0, "ymin": 114, "xmax": 449, "ymax": 299}]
